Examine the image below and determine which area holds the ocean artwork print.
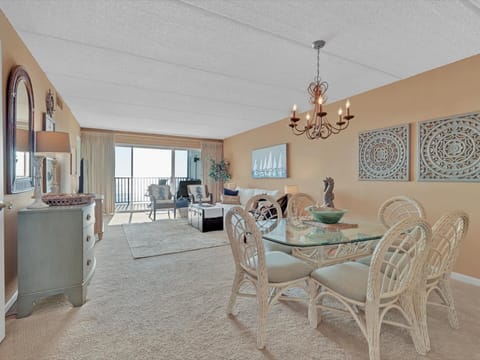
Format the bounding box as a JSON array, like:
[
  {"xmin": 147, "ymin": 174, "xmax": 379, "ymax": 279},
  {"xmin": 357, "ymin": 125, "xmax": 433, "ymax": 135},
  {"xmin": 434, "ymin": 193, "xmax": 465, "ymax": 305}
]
[{"xmin": 251, "ymin": 143, "xmax": 287, "ymax": 179}]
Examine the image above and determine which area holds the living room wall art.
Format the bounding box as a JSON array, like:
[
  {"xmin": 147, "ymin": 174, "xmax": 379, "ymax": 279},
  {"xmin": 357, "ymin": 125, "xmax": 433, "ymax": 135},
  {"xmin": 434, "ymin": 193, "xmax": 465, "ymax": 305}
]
[
  {"xmin": 251, "ymin": 143, "xmax": 287, "ymax": 179},
  {"xmin": 418, "ymin": 111, "xmax": 480, "ymax": 182},
  {"xmin": 358, "ymin": 124, "xmax": 410, "ymax": 181}
]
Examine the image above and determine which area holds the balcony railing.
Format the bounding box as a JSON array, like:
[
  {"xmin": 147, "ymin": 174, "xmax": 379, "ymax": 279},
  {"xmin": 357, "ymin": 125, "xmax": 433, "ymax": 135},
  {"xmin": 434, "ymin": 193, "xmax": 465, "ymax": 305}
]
[{"xmin": 114, "ymin": 176, "xmax": 190, "ymax": 204}]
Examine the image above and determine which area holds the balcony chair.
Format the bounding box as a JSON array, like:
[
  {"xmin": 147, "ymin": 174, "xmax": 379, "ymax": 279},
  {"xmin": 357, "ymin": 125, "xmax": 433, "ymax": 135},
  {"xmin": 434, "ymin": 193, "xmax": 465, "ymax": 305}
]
[
  {"xmin": 177, "ymin": 179, "xmax": 201, "ymax": 200},
  {"xmin": 187, "ymin": 184, "xmax": 213, "ymax": 204},
  {"xmin": 147, "ymin": 184, "xmax": 176, "ymax": 220},
  {"xmin": 308, "ymin": 218, "xmax": 432, "ymax": 360},
  {"xmin": 225, "ymin": 206, "xmax": 313, "ymax": 349}
]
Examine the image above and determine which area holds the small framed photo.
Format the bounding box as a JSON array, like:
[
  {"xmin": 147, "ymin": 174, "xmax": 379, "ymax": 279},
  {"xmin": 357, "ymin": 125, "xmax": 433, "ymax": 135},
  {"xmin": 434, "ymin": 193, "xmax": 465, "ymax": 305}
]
[{"xmin": 43, "ymin": 113, "xmax": 55, "ymax": 131}]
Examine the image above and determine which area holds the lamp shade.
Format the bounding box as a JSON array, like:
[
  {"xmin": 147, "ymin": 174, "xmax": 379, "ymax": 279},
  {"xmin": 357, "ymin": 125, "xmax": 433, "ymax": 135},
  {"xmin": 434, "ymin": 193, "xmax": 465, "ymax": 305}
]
[
  {"xmin": 36, "ymin": 131, "xmax": 71, "ymax": 153},
  {"xmin": 284, "ymin": 185, "xmax": 299, "ymax": 195},
  {"xmin": 16, "ymin": 128, "xmax": 30, "ymax": 152}
]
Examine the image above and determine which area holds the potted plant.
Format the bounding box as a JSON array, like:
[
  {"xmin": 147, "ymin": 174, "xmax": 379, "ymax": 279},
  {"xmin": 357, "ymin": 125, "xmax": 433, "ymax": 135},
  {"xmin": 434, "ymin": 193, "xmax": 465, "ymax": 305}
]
[{"xmin": 208, "ymin": 159, "xmax": 231, "ymax": 182}]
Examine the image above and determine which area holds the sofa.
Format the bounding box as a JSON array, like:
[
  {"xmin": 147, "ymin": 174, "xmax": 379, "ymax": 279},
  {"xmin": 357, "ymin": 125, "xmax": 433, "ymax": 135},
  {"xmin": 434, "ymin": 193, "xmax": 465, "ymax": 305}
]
[{"xmin": 217, "ymin": 186, "xmax": 281, "ymax": 226}]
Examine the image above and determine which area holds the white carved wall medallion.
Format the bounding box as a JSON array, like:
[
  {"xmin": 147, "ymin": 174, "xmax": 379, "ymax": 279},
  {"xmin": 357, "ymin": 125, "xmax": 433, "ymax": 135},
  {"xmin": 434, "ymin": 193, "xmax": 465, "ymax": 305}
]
[
  {"xmin": 358, "ymin": 124, "xmax": 409, "ymax": 181},
  {"xmin": 418, "ymin": 112, "xmax": 480, "ymax": 182}
]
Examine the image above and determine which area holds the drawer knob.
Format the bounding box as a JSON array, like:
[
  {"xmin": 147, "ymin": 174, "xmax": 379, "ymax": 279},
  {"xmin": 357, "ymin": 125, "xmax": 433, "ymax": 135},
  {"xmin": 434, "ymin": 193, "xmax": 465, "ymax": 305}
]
[
  {"xmin": 86, "ymin": 214, "xmax": 91, "ymax": 221},
  {"xmin": 86, "ymin": 235, "xmax": 91, "ymax": 242},
  {"xmin": 86, "ymin": 260, "xmax": 92, "ymax": 266}
]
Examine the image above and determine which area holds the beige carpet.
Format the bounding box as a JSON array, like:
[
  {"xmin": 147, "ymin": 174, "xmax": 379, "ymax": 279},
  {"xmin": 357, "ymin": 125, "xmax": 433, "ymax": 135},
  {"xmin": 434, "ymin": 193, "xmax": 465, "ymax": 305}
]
[
  {"xmin": 123, "ymin": 218, "xmax": 228, "ymax": 259},
  {"xmin": 1, "ymin": 219, "xmax": 480, "ymax": 360}
]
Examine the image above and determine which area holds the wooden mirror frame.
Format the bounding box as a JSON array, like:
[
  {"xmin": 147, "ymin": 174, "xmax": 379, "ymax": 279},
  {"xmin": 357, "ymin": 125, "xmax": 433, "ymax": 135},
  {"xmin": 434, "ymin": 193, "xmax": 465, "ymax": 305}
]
[{"xmin": 6, "ymin": 65, "xmax": 35, "ymax": 193}]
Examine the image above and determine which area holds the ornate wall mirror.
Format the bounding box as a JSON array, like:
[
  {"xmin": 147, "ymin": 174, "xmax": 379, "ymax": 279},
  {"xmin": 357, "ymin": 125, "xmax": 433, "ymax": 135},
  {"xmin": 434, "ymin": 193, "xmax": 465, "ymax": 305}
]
[{"xmin": 6, "ymin": 65, "xmax": 35, "ymax": 193}]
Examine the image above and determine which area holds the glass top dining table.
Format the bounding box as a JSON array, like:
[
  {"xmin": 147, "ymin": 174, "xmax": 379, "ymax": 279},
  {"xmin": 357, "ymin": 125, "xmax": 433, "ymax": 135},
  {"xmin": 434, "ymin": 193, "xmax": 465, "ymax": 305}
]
[{"xmin": 261, "ymin": 218, "xmax": 386, "ymax": 267}]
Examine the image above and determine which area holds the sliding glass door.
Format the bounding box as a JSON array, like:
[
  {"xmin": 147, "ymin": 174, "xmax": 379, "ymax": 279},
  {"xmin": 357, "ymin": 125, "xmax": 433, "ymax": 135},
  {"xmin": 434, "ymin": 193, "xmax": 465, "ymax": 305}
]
[{"xmin": 114, "ymin": 146, "xmax": 201, "ymax": 206}]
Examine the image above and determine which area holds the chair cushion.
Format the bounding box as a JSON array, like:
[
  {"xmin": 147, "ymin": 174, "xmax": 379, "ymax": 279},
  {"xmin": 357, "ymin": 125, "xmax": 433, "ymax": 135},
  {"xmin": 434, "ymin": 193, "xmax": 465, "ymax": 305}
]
[
  {"xmin": 356, "ymin": 251, "xmax": 407, "ymax": 276},
  {"xmin": 155, "ymin": 199, "xmax": 174, "ymax": 205},
  {"xmin": 194, "ymin": 195, "xmax": 211, "ymax": 203},
  {"xmin": 263, "ymin": 240, "xmax": 292, "ymax": 255},
  {"xmin": 356, "ymin": 255, "xmax": 373, "ymax": 266},
  {"xmin": 311, "ymin": 262, "xmax": 370, "ymax": 302},
  {"xmin": 265, "ymin": 251, "xmax": 313, "ymax": 283}
]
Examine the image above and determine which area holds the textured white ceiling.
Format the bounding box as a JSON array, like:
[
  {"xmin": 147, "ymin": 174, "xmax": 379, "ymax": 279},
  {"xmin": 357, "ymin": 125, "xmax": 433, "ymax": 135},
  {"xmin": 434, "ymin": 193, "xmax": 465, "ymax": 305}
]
[{"xmin": 1, "ymin": 0, "xmax": 479, "ymax": 139}]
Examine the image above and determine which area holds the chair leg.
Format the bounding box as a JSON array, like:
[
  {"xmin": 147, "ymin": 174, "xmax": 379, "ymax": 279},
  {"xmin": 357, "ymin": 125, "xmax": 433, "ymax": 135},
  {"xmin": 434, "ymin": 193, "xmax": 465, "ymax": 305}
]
[
  {"xmin": 256, "ymin": 285, "xmax": 269, "ymax": 349},
  {"xmin": 308, "ymin": 279, "xmax": 320, "ymax": 328},
  {"xmin": 400, "ymin": 293, "xmax": 427, "ymax": 355},
  {"xmin": 439, "ymin": 278, "xmax": 460, "ymax": 329},
  {"xmin": 413, "ymin": 289, "xmax": 430, "ymax": 352},
  {"xmin": 365, "ymin": 304, "xmax": 381, "ymax": 360},
  {"xmin": 227, "ymin": 271, "xmax": 243, "ymax": 315}
]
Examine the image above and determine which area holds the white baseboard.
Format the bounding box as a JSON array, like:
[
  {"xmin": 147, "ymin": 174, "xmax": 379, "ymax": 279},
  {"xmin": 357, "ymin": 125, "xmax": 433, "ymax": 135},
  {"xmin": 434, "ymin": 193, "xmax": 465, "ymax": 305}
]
[
  {"xmin": 4, "ymin": 291, "xmax": 17, "ymax": 314},
  {"xmin": 451, "ymin": 272, "xmax": 480, "ymax": 287}
]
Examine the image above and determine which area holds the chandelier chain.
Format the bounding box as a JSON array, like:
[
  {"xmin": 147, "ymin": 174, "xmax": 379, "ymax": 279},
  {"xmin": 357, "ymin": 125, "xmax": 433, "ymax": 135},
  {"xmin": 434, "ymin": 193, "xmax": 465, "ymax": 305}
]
[{"xmin": 315, "ymin": 46, "xmax": 320, "ymax": 83}]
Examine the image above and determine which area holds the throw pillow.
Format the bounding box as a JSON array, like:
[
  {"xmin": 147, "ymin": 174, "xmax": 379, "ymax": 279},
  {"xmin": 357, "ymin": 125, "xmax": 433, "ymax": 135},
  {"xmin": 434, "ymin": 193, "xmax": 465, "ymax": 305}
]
[
  {"xmin": 224, "ymin": 188, "xmax": 239, "ymax": 196},
  {"xmin": 276, "ymin": 194, "xmax": 288, "ymax": 217},
  {"xmin": 222, "ymin": 195, "xmax": 241, "ymax": 204}
]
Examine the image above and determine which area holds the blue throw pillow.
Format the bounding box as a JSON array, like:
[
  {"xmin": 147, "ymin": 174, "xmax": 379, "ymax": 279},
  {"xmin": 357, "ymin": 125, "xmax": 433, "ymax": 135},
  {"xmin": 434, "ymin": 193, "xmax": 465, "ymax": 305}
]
[{"xmin": 224, "ymin": 188, "xmax": 239, "ymax": 196}]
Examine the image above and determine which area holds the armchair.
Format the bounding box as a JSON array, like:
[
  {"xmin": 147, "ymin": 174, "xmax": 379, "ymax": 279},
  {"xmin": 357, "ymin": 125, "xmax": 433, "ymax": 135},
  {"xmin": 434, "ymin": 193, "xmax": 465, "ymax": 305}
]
[
  {"xmin": 177, "ymin": 179, "xmax": 201, "ymax": 199},
  {"xmin": 187, "ymin": 184, "xmax": 213, "ymax": 204},
  {"xmin": 147, "ymin": 184, "xmax": 176, "ymax": 220}
]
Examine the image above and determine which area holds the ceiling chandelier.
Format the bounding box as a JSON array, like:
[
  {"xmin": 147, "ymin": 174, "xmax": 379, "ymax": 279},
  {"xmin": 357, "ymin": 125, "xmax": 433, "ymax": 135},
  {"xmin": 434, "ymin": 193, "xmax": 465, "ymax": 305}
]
[{"xmin": 289, "ymin": 40, "xmax": 354, "ymax": 140}]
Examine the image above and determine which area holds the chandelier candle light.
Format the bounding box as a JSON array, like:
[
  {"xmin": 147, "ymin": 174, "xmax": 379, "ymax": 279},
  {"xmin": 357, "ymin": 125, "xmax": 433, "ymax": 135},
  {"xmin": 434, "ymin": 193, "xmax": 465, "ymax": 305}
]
[{"xmin": 289, "ymin": 40, "xmax": 354, "ymax": 140}]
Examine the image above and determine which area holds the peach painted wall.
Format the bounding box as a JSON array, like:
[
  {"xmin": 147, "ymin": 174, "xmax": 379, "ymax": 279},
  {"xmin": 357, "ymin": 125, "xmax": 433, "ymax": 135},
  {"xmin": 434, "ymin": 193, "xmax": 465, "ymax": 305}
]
[
  {"xmin": 224, "ymin": 54, "xmax": 480, "ymax": 279},
  {"xmin": 1, "ymin": 11, "xmax": 81, "ymax": 301}
]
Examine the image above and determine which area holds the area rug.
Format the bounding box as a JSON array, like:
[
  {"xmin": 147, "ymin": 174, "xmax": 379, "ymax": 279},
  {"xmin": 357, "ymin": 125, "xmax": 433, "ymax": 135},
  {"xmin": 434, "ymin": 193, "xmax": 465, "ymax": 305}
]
[{"xmin": 123, "ymin": 218, "xmax": 229, "ymax": 259}]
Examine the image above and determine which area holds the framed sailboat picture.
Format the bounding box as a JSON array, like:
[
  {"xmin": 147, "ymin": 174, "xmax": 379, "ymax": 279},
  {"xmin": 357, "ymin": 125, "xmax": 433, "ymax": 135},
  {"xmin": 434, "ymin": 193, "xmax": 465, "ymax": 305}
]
[{"xmin": 251, "ymin": 143, "xmax": 287, "ymax": 179}]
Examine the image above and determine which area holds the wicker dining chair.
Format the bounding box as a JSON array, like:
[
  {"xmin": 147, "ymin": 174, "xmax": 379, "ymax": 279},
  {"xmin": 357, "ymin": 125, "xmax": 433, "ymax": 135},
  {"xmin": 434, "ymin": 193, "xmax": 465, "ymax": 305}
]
[
  {"xmin": 415, "ymin": 210, "xmax": 469, "ymax": 352},
  {"xmin": 378, "ymin": 195, "xmax": 426, "ymax": 229},
  {"xmin": 286, "ymin": 192, "xmax": 315, "ymax": 222},
  {"xmin": 244, "ymin": 194, "xmax": 281, "ymax": 232},
  {"xmin": 308, "ymin": 218, "xmax": 432, "ymax": 360},
  {"xmin": 244, "ymin": 194, "xmax": 291, "ymax": 254},
  {"xmin": 225, "ymin": 206, "xmax": 313, "ymax": 349}
]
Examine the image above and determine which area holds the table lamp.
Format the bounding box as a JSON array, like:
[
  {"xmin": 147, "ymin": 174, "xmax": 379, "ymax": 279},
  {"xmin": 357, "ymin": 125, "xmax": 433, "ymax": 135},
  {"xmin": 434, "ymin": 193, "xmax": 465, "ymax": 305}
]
[{"xmin": 28, "ymin": 131, "xmax": 71, "ymax": 209}]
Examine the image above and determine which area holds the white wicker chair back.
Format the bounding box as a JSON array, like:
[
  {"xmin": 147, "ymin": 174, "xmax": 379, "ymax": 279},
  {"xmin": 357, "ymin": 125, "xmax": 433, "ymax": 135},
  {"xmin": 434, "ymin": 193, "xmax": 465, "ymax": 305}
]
[
  {"xmin": 378, "ymin": 195, "xmax": 426, "ymax": 229},
  {"xmin": 286, "ymin": 192, "xmax": 315, "ymax": 219},
  {"xmin": 368, "ymin": 218, "xmax": 431, "ymax": 302},
  {"xmin": 244, "ymin": 194, "xmax": 282, "ymax": 234},
  {"xmin": 427, "ymin": 210, "xmax": 469, "ymax": 283},
  {"xmin": 225, "ymin": 206, "xmax": 267, "ymax": 284}
]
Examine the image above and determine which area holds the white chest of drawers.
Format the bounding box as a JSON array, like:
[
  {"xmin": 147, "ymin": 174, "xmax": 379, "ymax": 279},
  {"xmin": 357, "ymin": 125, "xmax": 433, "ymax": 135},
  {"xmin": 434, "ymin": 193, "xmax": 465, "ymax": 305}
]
[{"xmin": 17, "ymin": 203, "xmax": 96, "ymax": 318}]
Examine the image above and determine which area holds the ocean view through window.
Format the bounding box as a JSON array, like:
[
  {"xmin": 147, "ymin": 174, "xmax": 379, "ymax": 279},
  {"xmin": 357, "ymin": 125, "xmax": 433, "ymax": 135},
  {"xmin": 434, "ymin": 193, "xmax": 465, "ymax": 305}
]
[{"xmin": 114, "ymin": 146, "xmax": 201, "ymax": 207}]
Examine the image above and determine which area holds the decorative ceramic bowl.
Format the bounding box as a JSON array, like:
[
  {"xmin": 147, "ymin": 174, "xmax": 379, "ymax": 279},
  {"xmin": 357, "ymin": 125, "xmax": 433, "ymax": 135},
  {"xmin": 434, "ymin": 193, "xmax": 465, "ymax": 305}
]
[{"xmin": 307, "ymin": 207, "xmax": 347, "ymax": 224}]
